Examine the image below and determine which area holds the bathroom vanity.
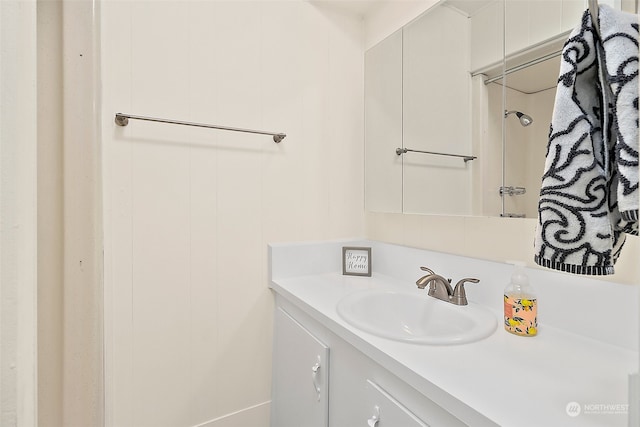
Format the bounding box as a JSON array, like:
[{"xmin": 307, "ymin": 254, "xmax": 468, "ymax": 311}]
[{"xmin": 269, "ymin": 240, "xmax": 638, "ymax": 427}]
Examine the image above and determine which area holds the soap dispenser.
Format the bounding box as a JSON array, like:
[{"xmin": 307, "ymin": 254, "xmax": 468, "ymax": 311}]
[{"xmin": 503, "ymin": 261, "xmax": 537, "ymax": 337}]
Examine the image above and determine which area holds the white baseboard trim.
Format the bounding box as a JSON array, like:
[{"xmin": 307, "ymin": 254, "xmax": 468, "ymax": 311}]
[{"xmin": 192, "ymin": 401, "xmax": 271, "ymax": 427}]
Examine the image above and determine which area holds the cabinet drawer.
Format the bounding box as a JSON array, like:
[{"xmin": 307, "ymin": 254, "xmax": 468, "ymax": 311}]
[{"xmin": 364, "ymin": 380, "xmax": 429, "ymax": 427}]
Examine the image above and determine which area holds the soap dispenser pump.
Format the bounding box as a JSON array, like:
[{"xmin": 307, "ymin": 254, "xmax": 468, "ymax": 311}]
[{"xmin": 503, "ymin": 261, "xmax": 537, "ymax": 337}]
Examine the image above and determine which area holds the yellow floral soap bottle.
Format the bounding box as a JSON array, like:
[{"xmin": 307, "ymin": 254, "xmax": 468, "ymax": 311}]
[{"xmin": 503, "ymin": 261, "xmax": 537, "ymax": 337}]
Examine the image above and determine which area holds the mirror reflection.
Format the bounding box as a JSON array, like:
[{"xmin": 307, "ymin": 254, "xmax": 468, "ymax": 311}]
[
  {"xmin": 402, "ymin": 3, "xmax": 474, "ymax": 215},
  {"xmin": 364, "ymin": 0, "xmax": 580, "ymax": 217},
  {"xmin": 501, "ymin": 58, "xmax": 559, "ymax": 218}
]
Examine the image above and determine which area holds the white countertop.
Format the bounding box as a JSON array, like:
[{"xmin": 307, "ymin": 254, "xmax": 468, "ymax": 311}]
[{"xmin": 269, "ymin": 240, "xmax": 638, "ymax": 427}]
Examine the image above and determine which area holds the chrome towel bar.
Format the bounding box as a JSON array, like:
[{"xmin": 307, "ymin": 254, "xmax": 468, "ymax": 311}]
[
  {"xmin": 396, "ymin": 147, "xmax": 477, "ymax": 163},
  {"xmin": 115, "ymin": 113, "xmax": 287, "ymax": 143}
]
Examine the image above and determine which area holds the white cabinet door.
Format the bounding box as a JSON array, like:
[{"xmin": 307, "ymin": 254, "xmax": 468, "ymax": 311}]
[
  {"xmin": 364, "ymin": 380, "xmax": 429, "ymax": 427},
  {"xmin": 271, "ymin": 307, "xmax": 329, "ymax": 427}
]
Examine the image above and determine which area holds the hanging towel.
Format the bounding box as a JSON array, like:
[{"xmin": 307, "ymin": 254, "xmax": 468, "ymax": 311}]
[
  {"xmin": 534, "ymin": 6, "xmax": 638, "ymax": 276},
  {"xmin": 599, "ymin": 5, "xmax": 639, "ymax": 222}
]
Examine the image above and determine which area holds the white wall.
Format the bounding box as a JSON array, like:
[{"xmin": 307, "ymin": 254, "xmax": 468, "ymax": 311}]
[
  {"xmin": 503, "ymin": 86, "xmax": 555, "ymax": 218},
  {"xmin": 522, "ymin": 88, "xmax": 555, "ymax": 217},
  {"xmin": 0, "ymin": 1, "xmax": 38, "ymax": 426},
  {"xmin": 101, "ymin": 1, "xmax": 364, "ymax": 426},
  {"xmin": 61, "ymin": 0, "xmax": 105, "ymax": 425},
  {"xmin": 478, "ymin": 81, "xmax": 504, "ymax": 216},
  {"xmin": 37, "ymin": 1, "xmax": 64, "ymax": 425},
  {"xmin": 504, "ymin": 0, "xmax": 585, "ymax": 56}
]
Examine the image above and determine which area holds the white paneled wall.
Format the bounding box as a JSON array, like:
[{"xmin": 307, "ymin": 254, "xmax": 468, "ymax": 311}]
[
  {"xmin": 102, "ymin": 2, "xmax": 364, "ymax": 426},
  {"xmin": 471, "ymin": 0, "xmax": 587, "ymax": 73},
  {"xmin": 505, "ymin": 0, "xmax": 583, "ymax": 55},
  {"xmin": 0, "ymin": 1, "xmax": 38, "ymax": 426}
]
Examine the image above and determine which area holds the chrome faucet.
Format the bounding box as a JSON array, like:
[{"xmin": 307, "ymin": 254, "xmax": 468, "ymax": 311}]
[
  {"xmin": 416, "ymin": 272, "xmax": 453, "ymax": 301},
  {"xmin": 416, "ymin": 267, "xmax": 479, "ymax": 306}
]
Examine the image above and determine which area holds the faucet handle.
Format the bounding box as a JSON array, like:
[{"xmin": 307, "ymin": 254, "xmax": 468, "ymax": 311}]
[
  {"xmin": 416, "ymin": 267, "xmax": 436, "ymax": 289},
  {"xmin": 451, "ymin": 278, "xmax": 480, "ymax": 306}
]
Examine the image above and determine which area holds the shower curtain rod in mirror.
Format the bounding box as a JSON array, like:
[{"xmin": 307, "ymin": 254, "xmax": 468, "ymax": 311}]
[
  {"xmin": 114, "ymin": 113, "xmax": 287, "ymax": 143},
  {"xmin": 482, "ymin": 49, "xmax": 563, "ymax": 85}
]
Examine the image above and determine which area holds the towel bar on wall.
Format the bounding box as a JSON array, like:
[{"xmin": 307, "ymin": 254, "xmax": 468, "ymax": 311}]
[
  {"xmin": 396, "ymin": 147, "xmax": 477, "ymax": 163},
  {"xmin": 114, "ymin": 113, "xmax": 287, "ymax": 143}
]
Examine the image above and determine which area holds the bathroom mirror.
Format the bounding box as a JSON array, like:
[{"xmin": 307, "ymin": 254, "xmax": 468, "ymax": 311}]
[
  {"xmin": 500, "ymin": 58, "xmax": 560, "ymax": 218},
  {"xmin": 365, "ymin": 0, "xmax": 579, "ymax": 217},
  {"xmin": 402, "ymin": 1, "xmax": 475, "ymax": 215}
]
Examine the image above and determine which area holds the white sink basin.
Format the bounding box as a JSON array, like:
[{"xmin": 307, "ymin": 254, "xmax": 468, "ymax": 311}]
[{"xmin": 337, "ymin": 290, "xmax": 497, "ymax": 345}]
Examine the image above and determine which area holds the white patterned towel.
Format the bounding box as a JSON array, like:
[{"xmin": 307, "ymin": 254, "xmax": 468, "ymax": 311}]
[{"xmin": 534, "ymin": 6, "xmax": 638, "ymax": 275}]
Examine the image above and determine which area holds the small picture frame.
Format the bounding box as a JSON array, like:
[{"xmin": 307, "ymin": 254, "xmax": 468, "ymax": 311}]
[{"xmin": 342, "ymin": 246, "xmax": 372, "ymax": 277}]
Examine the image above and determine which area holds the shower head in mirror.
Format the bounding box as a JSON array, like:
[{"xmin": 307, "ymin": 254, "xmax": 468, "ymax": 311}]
[{"xmin": 504, "ymin": 110, "xmax": 533, "ymax": 127}]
